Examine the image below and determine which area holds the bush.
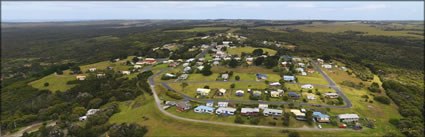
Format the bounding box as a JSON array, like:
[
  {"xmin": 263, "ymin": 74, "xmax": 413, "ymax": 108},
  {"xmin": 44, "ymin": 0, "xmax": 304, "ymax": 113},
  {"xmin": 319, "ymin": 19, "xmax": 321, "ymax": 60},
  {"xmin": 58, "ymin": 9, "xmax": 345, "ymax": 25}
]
[
  {"xmin": 108, "ymin": 123, "xmax": 148, "ymax": 137},
  {"xmin": 234, "ymin": 116, "xmax": 244, "ymax": 124},
  {"xmin": 235, "ymin": 75, "xmax": 240, "ymax": 81},
  {"xmin": 166, "ymin": 91, "xmax": 183, "ymax": 100},
  {"xmin": 249, "ymin": 118, "xmax": 260, "ymax": 125},
  {"xmin": 268, "ymin": 121, "xmax": 277, "ymax": 126},
  {"xmin": 288, "ymin": 131, "xmax": 300, "ymax": 137},
  {"xmin": 44, "ymin": 82, "xmax": 49, "ymax": 87},
  {"xmin": 374, "ymin": 96, "xmax": 391, "ymax": 104}
]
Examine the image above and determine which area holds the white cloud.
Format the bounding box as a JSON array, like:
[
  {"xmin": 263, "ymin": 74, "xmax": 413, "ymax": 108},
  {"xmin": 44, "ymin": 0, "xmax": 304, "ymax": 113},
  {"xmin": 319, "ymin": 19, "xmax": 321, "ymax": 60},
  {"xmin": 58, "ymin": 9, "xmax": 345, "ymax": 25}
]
[
  {"xmin": 346, "ymin": 4, "xmax": 389, "ymax": 10},
  {"xmin": 286, "ymin": 3, "xmax": 316, "ymax": 8}
]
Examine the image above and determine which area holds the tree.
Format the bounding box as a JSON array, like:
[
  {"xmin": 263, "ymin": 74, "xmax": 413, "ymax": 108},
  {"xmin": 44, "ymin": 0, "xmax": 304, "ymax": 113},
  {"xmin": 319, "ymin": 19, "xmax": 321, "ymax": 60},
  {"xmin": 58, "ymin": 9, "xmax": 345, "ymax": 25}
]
[
  {"xmin": 201, "ymin": 64, "xmax": 213, "ymax": 76},
  {"xmin": 204, "ymin": 85, "xmax": 210, "ymax": 89},
  {"xmin": 229, "ymin": 59, "xmax": 238, "ymax": 68},
  {"xmin": 288, "ymin": 131, "xmax": 300, "ymax": 137},
  {"xmin": 88, "ymin": 98, "xmax": 103, "ymax": 109},
  {"xmin": 230, "ymin": 83, "xmax": 236, "ymax": 89},
  {"xmin": 181, "ymin": 82, "xmax": 188, "ymax": 92},
  {"xmin": 254, "ymin": 57, "xmax": 264, "ymax": 66},
  {"xmin": 282, "ymin": 112, "xmax": 290, "ymax": 126},
  {"xmin": 279, "ymin": 79, "xmax": 285, "ymax": 88},
  {"xmin": 264, "ymin": 56, "xmax": 279, "ymax": 68},
  {"xmin": 305, "ymin": 110, "xmax": 313, "ymax": 125},
  {"xmin": 108, "ymin": 123, "xmax": 148, "ymax": 137},
  {"xmin": 71, "ymin": 66, "xmax": 81, "ymax": 74},
  {"xmin": 132, "ymin": 57, "xmax": 139, "ymax": 63},
  {"xmin": 235, "ymin": 75, "xmax": 240, "ymax": 81},
  {"xmin": 252, "ymin": 49, "xmax": 264, "ymax": 56},
  {"xmin": 234, "ymin": 116, "xmax": 244, "ymax": 124},
  {"xmin": 44, "ymin": 82, "xmax": 49, "ymax": 87},
  {"xmin": 374, "ymin": 96, "xmax": 391, "ymax": 104}
]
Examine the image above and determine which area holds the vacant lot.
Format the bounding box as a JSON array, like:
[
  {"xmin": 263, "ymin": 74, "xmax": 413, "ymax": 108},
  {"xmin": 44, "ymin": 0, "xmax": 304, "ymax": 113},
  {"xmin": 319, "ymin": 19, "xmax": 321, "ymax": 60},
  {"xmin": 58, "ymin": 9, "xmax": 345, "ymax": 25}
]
[
  {"xmin": 28, "ymin": 70, "xmax": 76, "ymax": 92},
  {"xmin": 227, "ymin": 46, "xmax": 277, "ymax": 56}
]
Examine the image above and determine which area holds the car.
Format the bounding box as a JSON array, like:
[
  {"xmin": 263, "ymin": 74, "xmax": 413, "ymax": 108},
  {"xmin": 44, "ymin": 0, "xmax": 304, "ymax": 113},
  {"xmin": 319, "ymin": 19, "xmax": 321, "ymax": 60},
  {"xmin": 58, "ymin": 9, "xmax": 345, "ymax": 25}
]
[
  {"xmin": 318, "ymin": 124, "xmax": 322, "ymax": 129},
  {"xmin": 316, "ymin": 105, "xmax": 322, "ymax": 107}
]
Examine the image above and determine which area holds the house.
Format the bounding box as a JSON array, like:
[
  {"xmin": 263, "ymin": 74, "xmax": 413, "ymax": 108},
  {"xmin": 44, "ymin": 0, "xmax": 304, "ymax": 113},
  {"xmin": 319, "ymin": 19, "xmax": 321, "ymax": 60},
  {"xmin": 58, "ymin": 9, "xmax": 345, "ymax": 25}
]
[
  {"xmin": 337, "ymin": 114, "xmax": 359, "ymax": 123},
  {"xmin": 235, "ymin": 90, "xmax": 244, "ymax": 96},
  {"xmin": 143, "ymin": 58, "xmax": 157, "ymax": 64},
  {"xmin": 76, "ymin": 75, "xmax": 86, "ymax": 80},
  {"xmin": 256, "ymin": 73, "xmax": 268, "ymax": 80},
  {"xmin": 221, "ymin": 74, "xmax": 229, "ymax": 81},
  {"xmin": 178, "ymin": 74, "xmax": 189, "ymax": 80},
  {"xmin": 301, "ymin": 84, "xmax": 314, "ymax": 89},
  {"xmin": 213, "ymin": 57, "xmax": 221, "ymax": 61},
  {"xmin": 306, "ymin": 94, "xmax": 316, "ymax": 100},
  {"xmin": 258, "ymin": 104, "xmax": 268, "ymax": 110},
  {"xmin": 322, "ymin": 64, "xmax": 332, "ymax": 69},
  {"xmin": 313, "ymin": 112, "xmax": 330, "ymax": 123},
  {"xmin": 222, "ymin": 41, "xmax": 231, "ymax": 45},
  {"xmin": 177, "ymin": 59, "xmax": 184, "ymax": 62},
  {"xmin": 96, "ymin": 73, "xmax": 106, "ymax": 78},
  {"xmin": 194, "ymin": 106, "xmax": 215, "ymax": 114},
  {"xmin": 184, "ymin": 67, "xmax": 192, "ymax": 73},
  {"xmin": 291, "ymin": 109, "xmax": 306, "ymax": 120},
  {"xmin": 134, "ymin": 65, "xmax": 142, "ymax": 69},
  {"xmin": 201, "ymin": 44, "xmax": 210, "ymax": 48},
  {"xmin": 86, "ymin": 109, "xmax": 100, "ymax": 116},
  {"xmin": 176, "ymin": 101, "xmax": 192, "ymax": 112},
  {"xmin": 165, "ymin": 101, "xmax": 176, "ymax": 106},
  {"xmin": 165, "ymin": 73, "xmax": 177, "ymax": 78},
  {"xmin": 301, "ymin": 72, "xmax": 307, "ymax": 76},
  {"xmin": 79, "ymin": 116, "xmax": 87, "ymax": 121},
  {"xmin": 269, "ymin": 82, "xmax": 281, "ymax": 87},
  {"xmin": 270, "ymin": 89, "xmax": 284, "ymax": 97},
  {"xmin": 283, "ymin": 75, "xmax": 295, "ymax": 81},
  {"xmin": 253, "ymin": 90, "xmax": 262, "ymax": 96},
  {"xmin": 196, "ymin": 62, "xmax": 204, "ymax": 66},
  {"xmin": 246, "ymin": 57, "xmax": 254, "ymax": 62},
  {"xmin": 317, "ymin": 58, "xmax": 324, "ymax": 64},
  {"xmin": 241, "ymin": 108, "xmax": 260, "ymax": 116},
  {"xmin": 206, "ymin": 101, "xmax": 214, "ymax": 107},
  {"xmin": 298, "ymin": 63, "xmax": 305, "ymax": 67},
  {"xmin": 217, "ymin": 102, "xmax": 228, "ymax": 107},
  {"xmin": 292, "ymin": 57, "xmax": 302, "ymax": 61},
  {"xmin": 323, "ymin": 93, "xmax": 339, "ymax": 99},
  {"xmin": 213, "ymin": 61, "xmax": 220, "ymax": 66},
  {"xmin": 122, "ymin": 71, "xmax": 131, "ymax": 75},
  {"xmin": 197, "ymin": 88, "xmax": 211, "ymax": 96},
  {"xmin": 281, "ymin": 61, "xmax": 288, "ymax": 67},
  {"xmin": 282, "ymin": 55, "xmax": 292, "ymax": 61},
  {"xmin": 300, "ymin": 108, "xmax": 306, "ymax": 113},
  {"xmin": 89, "ymin": 68, "xmax": 97, "ymax": 72},
  {"xmin": 183, "ymin": 63, "xmax": 190, "ymax": 67},
  {"xmin": 197, "ymin": 66, "xmax": 204, "ymax": 71},
  {"xmin": 224, "ymin": 57, "xmax": 231, "ymax": 61},
  {"xmin": 307, "ymin": 69, "xmax": 315, "ymax": 73},
  {"xmin": 296, "ymin": 68, "xmax": 304, "ymax": 72},
  {"xmin": 263, "ymin": 109, "xmax": 283, "ymax": 116},
  {"xmin": 288, "ymin": 92, "xmax": 300, "ymax": 99},
  {"xmin": 341, "ymin": 67, "xmax": 347, "ymax": 71},
  {"xmin": 168, "ymin": 63, "xmax": 177, "ymax": 67},
  {"xmin": 215, "ymin": 107, "xmax": 236, "ymax": 115},
  {"xmin": 136, "ymin": 61, "xmax": 145, "ymax": 65},
  {"xmin": 217, "ymin": 88, "xmax": 226, "ymax": 96},
  {"xmin": 234, "ymin": 57, "xmax": 241, "ymax": 61},
  {"xmin": 186, "ymin": 58, "xmax": 195, "ymax": 63}
]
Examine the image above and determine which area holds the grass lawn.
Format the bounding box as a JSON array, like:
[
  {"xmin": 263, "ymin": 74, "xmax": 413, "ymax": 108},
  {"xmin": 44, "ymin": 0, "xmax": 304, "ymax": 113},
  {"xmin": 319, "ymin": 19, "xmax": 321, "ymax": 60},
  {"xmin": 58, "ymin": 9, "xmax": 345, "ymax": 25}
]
[
  {"xmin": 165, "ymin": 27, "xmax": 230, "ymax": 32},
  {"xmin": 152, "ymin": 64, "xmax": 168, "ymax": 69},
  {"xmin": 204, "ymin": 54, "xmax": 213, "ymax": 60},
  {"xmin": 212, "ymin": 66, "xmax": 279, "ymax": 75},
  {"xmin": 227, "ymin": 46, "xmax": 277, "ymax": 56},
  {"xmin": 186, "ymin": 73, "xmax": 220, "ymax": 81},
  {"xmin": 28, "ymin": 70, "xmax": 76, "ymax": 92}
]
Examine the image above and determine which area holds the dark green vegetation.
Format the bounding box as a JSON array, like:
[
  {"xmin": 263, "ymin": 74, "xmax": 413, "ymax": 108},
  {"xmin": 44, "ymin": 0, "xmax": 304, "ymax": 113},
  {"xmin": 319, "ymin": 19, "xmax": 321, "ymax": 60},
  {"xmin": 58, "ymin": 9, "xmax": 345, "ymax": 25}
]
[{"xmin": 2, "ymin": 20, "xmax": 424, "ymax": 136}]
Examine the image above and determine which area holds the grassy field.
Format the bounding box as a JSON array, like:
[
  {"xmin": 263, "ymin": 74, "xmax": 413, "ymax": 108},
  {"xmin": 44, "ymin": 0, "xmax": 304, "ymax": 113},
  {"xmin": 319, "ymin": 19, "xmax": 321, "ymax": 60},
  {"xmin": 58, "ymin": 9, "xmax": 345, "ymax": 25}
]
[
  {"xmin": 227, "ymin": 46, "xmax": 277, "ymax": 56},
  {"xmin": 152, "ymin": 64, "xmax": 169, "ymax": 70},
  {"xmin": 296, "ymin": 74, "xmax": 329, "ymax": 85},
  {"xmin": 256, "ymin": 22, "xmax": 424, "ymax": 39},
  {"xmin": 165, "ymin": 27, "xmax": 230, "ymax": 32},
  {"xmin": 28, "ymin": 70, "xmax": 76, "ymax": 92}
]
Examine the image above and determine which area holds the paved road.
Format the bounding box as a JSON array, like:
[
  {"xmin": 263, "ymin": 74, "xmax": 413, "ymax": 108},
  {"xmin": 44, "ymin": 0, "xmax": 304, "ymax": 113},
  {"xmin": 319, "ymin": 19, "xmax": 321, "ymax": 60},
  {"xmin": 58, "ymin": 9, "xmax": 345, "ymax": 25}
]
[
  {"xmin": 147, "ymin": 69, "xmax": 353, "ymax": 131},
  {"xmin": 161, "ymin": 80, "xmax": 333, "ymax": 88},
  {"xmin": 4, "ymin": 121, "xmax": 56, "ymax": 137},
  {"xmin": 196, "ymin": 42, "xmax": 216, "ymax": 59},
  {"xmin": 311, "ymin": 62, "xmax": 352, "ymax": 108}
]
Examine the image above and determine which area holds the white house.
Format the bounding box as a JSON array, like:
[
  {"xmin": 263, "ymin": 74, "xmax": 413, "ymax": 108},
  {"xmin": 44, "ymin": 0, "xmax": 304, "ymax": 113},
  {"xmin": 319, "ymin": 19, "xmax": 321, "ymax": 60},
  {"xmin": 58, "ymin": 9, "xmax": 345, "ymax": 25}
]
[
  {"xmin": 89, "ymin": 68, "xmax": 97, "ymax": 72},
  {"xmin": 269, "ymin": 82, "xmax": 281, "ymax": 87},
  {"xmin": 79, "ymin": 116, "xmax": 87, "ymax": 121},
  {"xmin": 298, "ymin": 63, "xmax": 305, "ymax": 67},
  {"xmin": 197, "ymin": 66, "xmax": 204, "ymax": 71},
  {"xmin": 134, "ymin": 65, "xmax": 142, "ymax": 69},
  {"xmin": 197, "ymin": 88, "xmax": 211, "ymax": 96},
  {"xmin": 258, "ymin": 104, "xmax": 268, "ymax": 110},
  {"xmin": 122, "ymin": 71, "xmax": 131, "ymax": 75},
  {"xmin": 165, "ymin": 73, "xmax": 177, "ymax": 78},
  {"xmin": 183, "ymin": 63, "xmax": 190, "ymax": 67},
  {"xmin": 263, "ymin": 109, "xmax": 283, "ymax": 116},
  {"xmin": 270, "ymin": 89, "xmax": 284, "ymax": 97},
  {"xmin": 301, "ymin": 84, "xmax": 314, "ymax": 89},
  {"xmin": 301, "ymin": 72, "xmax": 307, "ymax": 76},
  {"xmin": 337, "ymin": 114, "xmax": 360, "ymax": 123},
  {"xmin": 215, "ymin": 107, "xmax": 236, "ymax": 115},
  {"xmin": 322, "ymin": 64, "xmax": 332, "ymax": 69},
  {"xmin": 184, "ymin": 67, "xmax": 192, "ymax": 73},
  {"xmin": 317, "ymin": 58, "xmax": 324, "ymax": 64},
  {"xmin": 217, "ymin": 88, "xmax": 226, "ymax": 96},
  {"xmin": 86, "ymin": 109, "xmax": 100, "ymax": 116},
  {"xmin": 296, "ymin": 68, "xmax": 304, "ymax": 72},
  {"xmin": 217, "ymin": 102, "xmax": 228, "ymax": 107},
  {"xmin": 206, "ymin": 101, "xmax": 214, "ymax": 107},
  {"xmin": 291, "ymin": 109, "xmax": 306, "ymax": 120},
  {"xmin": 307, "ymin": 95, "xmax": 316, "ymax": 100}
]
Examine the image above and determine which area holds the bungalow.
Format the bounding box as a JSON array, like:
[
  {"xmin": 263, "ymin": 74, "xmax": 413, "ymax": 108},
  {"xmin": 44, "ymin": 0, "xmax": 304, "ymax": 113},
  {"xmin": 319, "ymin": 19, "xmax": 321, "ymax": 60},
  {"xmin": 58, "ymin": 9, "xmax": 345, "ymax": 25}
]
[
  {"xmin": 143, "ymin": 58, "xmax": 157, "ymax": 64},
  {"xmin": 178, "ymin": 74, "xmax": 189, "ymax": 80},
  {"xmin": 182, "ymin": 63, "xmax": 190, "ymax": 67},
  {"xmin": 186, "ymin": 58, "xmax": 195, "ymax": 63},
  {"xmin": 307, "ymin": 94, "xmax": 316, "ymax": 100},
  {"xmin": 258, "ymin": 104, "xmax": 268, "ymax": 110},
  {"xmin": 313, "ymin": 112, "xmax": 330, "ymax": 123},
  {"xmin": 213, "ymin": 61, "xmax": 220, "ymax": 66},
  {"xmin": 341, "ymin": 67, "xmax": 347, "ymax": 71},
  {"xmin": 253, "ymin": 90, "xmax": 262, "ymax": 97},
  {"xmin": 292, "ymin": 57, "xmax": 302, "ymax": 62},
  {"xmin": 215, "ymin": 107, "xmax": 236, "ymax": 116},
  {"xmin": 198, "ymin": 58, "xmax": 205, "ymax": 62},
  {"xmin": 234, "ymin": 57, "xmax": 241, "ymax": 61},
  {"xmin": 134, "ymin": 65, "xmax": 142, "ymax": 69},
  {"xmin": 183, "ymin": 67, "xmax": 192, "ymax": 73},
  {"xmin": 241, "ymin": 108, "xmax": 260, "ymax": 116},
  {"xmin": 301, "ymin": 72, "xmax": 307, "ymax": 76},
  {"xmin": 194, "ymin": 106, "xmax": 215, "ymax": 114},
  {"xmin": 136, "ymin": 61, "xmax": 145, "ymax": 65},
  {"xmin": 176, "ymin": 101, "xmax": 192, "ymax": 112},
  {"xmin": 165, "ymin": 101, "xmax": 176, "ymax": 106},
  {"xmin": 322, "ymin": 64, "xmax": 332, "ymax": 69},
  {"xmin": 217, "ymin": 88, "xmax": 226, "ymax": 96},
  {"xmin": 235, "ymin": 90, "xmax": 244, "ymax": 96},
  {"xmin": 213, "ymin": 57, "xmax": 221, "ymax": 61},
  {"xmin": 296, "ymin": 68, "xmax": 304, "ymax": 72},
  {"xmin": 246, "ymin": 57, "xmax": 254, "ymax": 62},
  {"xmin": 122, "ymin": 71, "xmax": 131, "ymax": 75},
  {"xmin": 224, "ymin": 57, "xmax": 232, "ymax": 61},
  {"xmin": 269, "ymin": 82, "xmax": 281, "ymax": 87},
  {"xmin": 256, "ymin": 73, "xmax": 268, "ymax": 80},
  {"xmin": 323, "ymin": 93, "xmax": 339, "ymax": 99},
  {"xmin": 298, "ymin": 63, "xmax": 305, "ymax": 67},
  {"xmin": 301, "ymin": 84, "xmax": 314, "ymax": 89},
  {"xmin": 291, "ymin": 109, "xmax": 306, "ymax": 120},
  {"xmin": 337, "ymin": 114, "xmax": 359, "ymax": 123},
  {"xmin": 165, "ymin": 73, "xmax": 177, "ymax": 78},
  {"xmin": 197, "ymin": 66, "xmax": 204, "ymax": 71},
  {"xmin": 270, "ymin": 89, "xmax": 284, "ymax": 97},
  {"xmin": 89, "ymin": 68, "xmax": 97, "ymax": 72},
  {"xmin": 288, "ymin": 92, "xmax": 300, "ymax": 99},
  {"xmin": 76, "ymin": 75, "xmax": 86, "ymax": 80},
  {"xmin": 168, "ymin": 63, "xmax": 177, "ymax": 67},
  {"xmin": 197, "ymin": 88, "xmax": 211, "ymax": 96},
  {"xmin": 317, "ymin": 58, "xmax": 324, "ymax": 64},
  {"xmin": 96, "ymin": 73, "xmax": 106, "ymax": 78},
  {"xmin": 263, "ymin": 109, "xmax": 283, "ymax": 117},
  {"xmin": 177, "ymin": 59, "xmax": 184, "ymax": 62},
  {"xmin": 79, "ymin": 116, "xmax": 87, "ymax": 121},
  {"xmin": 196, "ymin": 62, "xmax": 204, "ymax": 66},
  {"xmin": 206, "ymin": 101, "xmax": 214, "ymax": 107},
  {"xmin": 217, "ymin": 102, "xmax": 228, "ymax": 107},
  {"xmin": 281, "ymin": 61, "xmax": 287, "ymax": 67},
  {"xmin": 283, "ymin": 75, "xmax": 295, "ymax": 81},
  {"xmin": 307, "ymin": 69, "xmax": 315, "ymax": 73},
  {"xmin": 221, "ymin": 74, "xmax": 229, "ymax": 81}
]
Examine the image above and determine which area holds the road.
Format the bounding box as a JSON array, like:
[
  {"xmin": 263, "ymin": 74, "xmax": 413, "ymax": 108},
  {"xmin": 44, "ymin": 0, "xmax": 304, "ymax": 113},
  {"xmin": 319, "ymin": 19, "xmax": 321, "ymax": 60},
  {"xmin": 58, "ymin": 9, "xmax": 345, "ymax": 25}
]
[
  {"xmin": 161, "ymin": 80, "xmax": 333, "ymax": 88},
  {"xmin": 196, "ymin": 42, "xmax": 216, "ymax": 59},
  {"xmin": 147, "ymin": 69, "xmax": 353, "ymax": 131},
  {"xmin": 3, "ymin": 121, "xmax": 56, "ymax": 137}
]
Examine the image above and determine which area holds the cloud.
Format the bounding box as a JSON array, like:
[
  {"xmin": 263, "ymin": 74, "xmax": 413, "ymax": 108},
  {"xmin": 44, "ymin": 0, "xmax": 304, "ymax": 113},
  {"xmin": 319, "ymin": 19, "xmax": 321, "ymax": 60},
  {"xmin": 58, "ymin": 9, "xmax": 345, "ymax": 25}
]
[
  {"xmin": 346, "ymin": 4, "xmax": 389, "ymax": 10},
  {"xmin": 286, "ymin": 3, "xmax": 316, "ymax": 8}
]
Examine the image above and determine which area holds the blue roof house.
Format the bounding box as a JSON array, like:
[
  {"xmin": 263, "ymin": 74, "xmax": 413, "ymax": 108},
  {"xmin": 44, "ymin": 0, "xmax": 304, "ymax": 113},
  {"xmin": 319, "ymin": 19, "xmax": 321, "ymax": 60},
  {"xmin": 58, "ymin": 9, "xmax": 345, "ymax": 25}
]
[
  {"xmin": 206, "ymin": 101, "xmax": 214, "ymax": 107},
  {"xmin": 194, "ymin": 106, "xmax": 215, "ymax": 114},
  {"xmin": 283, "ymin": 75, "xmax": 295, "ymax": 81},
  {"xmin": 313, "ymin": 112, "xmax": 330, "ymax": 123},
  {"xmin": 288, "ymin": 92, "xmax": 300, "ymax": 99},
  {"xmin": 256, "ymin": 73, "xmax": 268, "ymax": 80}
]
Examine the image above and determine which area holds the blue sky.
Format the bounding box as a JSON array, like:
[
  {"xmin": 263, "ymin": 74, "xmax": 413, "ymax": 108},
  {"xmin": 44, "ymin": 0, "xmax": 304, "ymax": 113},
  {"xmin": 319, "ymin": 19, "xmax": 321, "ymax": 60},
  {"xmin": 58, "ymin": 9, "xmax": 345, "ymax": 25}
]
[{"xmin": 1, "ymin": 2, "xmax": 424, "ymax": 22}]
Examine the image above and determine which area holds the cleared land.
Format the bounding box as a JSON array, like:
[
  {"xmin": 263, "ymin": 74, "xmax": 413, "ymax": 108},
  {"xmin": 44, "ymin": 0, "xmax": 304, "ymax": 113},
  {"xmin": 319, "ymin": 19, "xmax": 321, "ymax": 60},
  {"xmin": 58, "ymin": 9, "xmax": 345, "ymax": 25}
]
[
  {"xmin": 165, "ymin": 27, "xmax": 230, "ymax": 32},
  {"xmin": 227, "ymin": 46, "xmax": 277, "ymax": 56}
]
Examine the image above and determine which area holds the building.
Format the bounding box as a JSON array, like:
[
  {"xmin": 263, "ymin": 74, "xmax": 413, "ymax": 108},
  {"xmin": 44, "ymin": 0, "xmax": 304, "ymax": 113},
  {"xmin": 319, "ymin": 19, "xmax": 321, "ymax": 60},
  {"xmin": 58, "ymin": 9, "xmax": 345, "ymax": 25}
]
[
  {"xmin": 301, "ymin": 72, "xmax": 307, "ymax": 76},
  {"xmin": 263, "ymin": 109, "xmax": 283, "ymax": 116},
  {"xmin": 221, "ymin": 74, "xmax": 229, "ymax": 81},
  {"xmin": 89, "ymin": 68, "xmax": 97, "ymax": 72},
  {"xmin": 241, "ymin": 108, "xmax": 260, "ymax": 116},
  {"xmin": 337, "ymin": 114, "xmax": 360, "ymax": 123},
  {"xmin": 96, "ymin": 73, "xmax": 106, "ymax": 78},
  {"xmin": 143, "ymin": 58, "xmax": 157, "ymax": 64},
  {"xmin": 76, "ymin": 75, "xmax": 86, "ymax": 80},
  {"xmin": 256, "ymin": 73, "xmax": 268, "ymax": 80},
  {"xmin": 307, "ymin": 69, "xmax": 315, "ymax": 73},
  {"xmin": 217, "ymin": 102, "xmax": 229, "ymax": 107},
  {"xmin": 165, "ymin": 101, "xmax": 176, "ymax": 106},
  {"xmin": 217, "ymin": 88, "xmax": 226, "ymax": 96},
  {"xmin": 197, "ymin": 88, "xmax": 211, "ymax": 96},
  {"xmin": 296, "ymin": 68, "xmax": 304, "ymax": 72},
  {"xmin": 165, "ymin": 73, "xmax": 177, "ymax": 78},
  {"xmin": 292, "ymin": 57, "xmax": 302, "ymax": 62},
  {"xmin": 288, "ymin": 92, "xmax": 300, "ymax": 99},
  {"xmin": 215, "ymin": 107, "xmax": 236, "ymax": 116},
  {"xmin": 178, "ymin": 74, "xmax": 189, "ymax": 80},
  {"xmin": 323, "ymin": 93, "xmax": 339, "ymax": 99},
  {"xmin": 253, "ymin": 90, "xmax": 262, "ymax": 96},
  {"xmin": 197, "ymin": 66, "xmax": 204, "ymax": 71},
  {"xmin": 258, "ymin": 104, "xmax": 268, "ymax": 110},
  {"xmin": 235, "ymin": 90, "xmax": 244, "ymax": 96},
  {"xmin": 281, "ymin": 61, "xmax": 288, "ymax": 67},
  {"xmin": 183, "ymin": 63, "xmax": 190, "ymax": 67},
  {"xmin": 213, "ymin": 61, "xmax": 220, "ymax": 66},
  {"xmin": 313, "ymin": 112, "xmax": 330, "ymax": 123},
  {"xmin": 317, "ymin": 58, "xmax": 324, "ymax": 64},
  {"xmin": 194, "ymin": 106, "xmax": 215, "ymax": 114},
  {"xmin": 79, "ymin": 116, "xmax": 87, "ymax": 121},
  {"xmin": 206, "ymin": 101, "xmax": 214, "ymax": 107},
  {"xmin": 183, "ymin": 67, "xmax": 192, "ymax": 73},
  {"xmin": 291, "ymin": 109, "xmax": 306, "ymax": 120},
  {"xmin": 283, "ymin": 75, "xmax": 295, "ymax": 81},
  {"xmin": 176, "ymin": 101, "xmax": 192, "ymax": 112},
  {"xmin": 301, "ymin": 84, "xmax": 314, "ymax": 89},
  {"xmin": 269, "ymin": 82, "xmax": 281, "ymax": 87},
  {"xmin": 298, "ymin": 63, "xmax": 305, "ymax": 67},
  {"xmin": 341, "ymin": 67, "xmax": 347, "ymax": 71},
  {"xmin": 134, "ymin": 65, "xmax": 142, "ymax": 69},
  {"xmin": 122, "ymin": 71, "xmax": 131, "ymax": 75},
  {"xmin": 322, "ymin": 64, "xmax": 332, "ymax": 69},
  {"xmin": 270, "ymin": 89, "xmax": 284, "ymax": 97},
  {"xmin": 306, "ymin": 94, "xmax": 316, "ymax": 100}
]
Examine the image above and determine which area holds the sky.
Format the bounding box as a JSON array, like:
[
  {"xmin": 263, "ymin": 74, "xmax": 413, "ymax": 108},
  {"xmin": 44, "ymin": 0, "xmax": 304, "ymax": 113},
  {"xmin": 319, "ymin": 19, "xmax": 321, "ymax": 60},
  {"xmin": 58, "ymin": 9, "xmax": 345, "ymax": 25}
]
[{"xmin": 1, "ymin": 2, "xmax": 424, "ymax": 22}]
